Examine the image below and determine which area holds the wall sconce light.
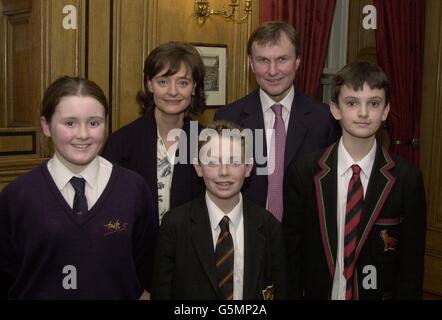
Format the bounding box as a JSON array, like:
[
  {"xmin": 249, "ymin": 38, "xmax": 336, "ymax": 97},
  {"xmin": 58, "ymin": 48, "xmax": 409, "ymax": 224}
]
[{"xmin": 194, "ymin": 0, "xmax": 252, "ymax": 26}]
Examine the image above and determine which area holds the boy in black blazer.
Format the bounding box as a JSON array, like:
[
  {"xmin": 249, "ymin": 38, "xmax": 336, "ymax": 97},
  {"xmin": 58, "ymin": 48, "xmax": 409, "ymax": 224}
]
[
  {"xmin": 152, "ymin": 121, "xmax": 287, "ymax": 300},
  {"xmin": 283, "ymin": 62, "xmax": 426, "ymax": 300}
]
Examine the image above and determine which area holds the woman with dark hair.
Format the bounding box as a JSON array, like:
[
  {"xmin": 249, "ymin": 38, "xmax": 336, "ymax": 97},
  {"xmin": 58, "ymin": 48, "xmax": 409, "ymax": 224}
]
[
  {"xmin": 103, "ymin": 42, "xmax": 206, "ymax": 224},
  {"xmin": 0, "ymin": 76, "xmax": 158, "ymax": 299}
]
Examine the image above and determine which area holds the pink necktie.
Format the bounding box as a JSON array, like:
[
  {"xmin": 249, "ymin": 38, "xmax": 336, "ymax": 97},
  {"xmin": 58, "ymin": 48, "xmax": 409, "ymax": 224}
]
[{"xmin": 267, "ymin": 104, "xmax": 286, "ymax": 222}]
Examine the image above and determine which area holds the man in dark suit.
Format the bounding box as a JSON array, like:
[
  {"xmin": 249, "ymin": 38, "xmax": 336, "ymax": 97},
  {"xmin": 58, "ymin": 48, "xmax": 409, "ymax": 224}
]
[
  {"xmin": 215, "ymin": 21, "xmax": 339, "ymax": 221},
  {"xmin": 283, "ymin": 62, "xmax": 426, "ymax": 299},
  {"xmin": 152, "ymin": 121, "xmax": 287, "ymax": 300}
]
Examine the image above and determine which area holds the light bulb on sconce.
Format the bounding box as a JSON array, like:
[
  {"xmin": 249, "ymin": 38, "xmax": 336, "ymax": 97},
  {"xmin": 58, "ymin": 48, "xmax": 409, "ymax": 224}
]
[{"xmin": 194, "ymin": 0, "xmax": 252, "ymax": 26}]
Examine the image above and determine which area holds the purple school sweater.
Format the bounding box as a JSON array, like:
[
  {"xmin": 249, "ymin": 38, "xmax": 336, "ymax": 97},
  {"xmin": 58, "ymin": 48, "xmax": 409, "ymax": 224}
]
[{"xmin": 0, "ymin": 161, "xmax": 158, "ymax": 299}]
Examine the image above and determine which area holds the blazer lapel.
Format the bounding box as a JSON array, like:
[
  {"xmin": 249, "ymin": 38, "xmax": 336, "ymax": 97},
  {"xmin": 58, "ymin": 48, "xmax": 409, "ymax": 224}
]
[
  {"xmin": 242, "ymin": 200, "xmax": 265, "ymax": 300},
  {"xmin": 314, "ymin": 143, "xmax": 339, "ymax": 278},
  {"xmin": 240, "ymin": 90, "xmax": 266, "ymax": 132},
  {"xmin": 170, "ymin": 117, "xmax": 199, "ymax": 207},
  {"xmin": 240, "ymin": 92, "xmax": 269, "ymax": 183},
  {"xmin": 140, "ymin": 110, "xmax": 158, "ymax": 208},
  {"xmin": 240, "ymin": 91, "xmax": 267, "ymax": 158},
  {"xmin": 190, "ymin": 196, "xmax": 219, "ymax": 294},
  {"xmin": 355, "ymin": 145, "xmax": 396, "ymax": 261},
  {"xmin": 284, "ymin": 91, "xmax": 310, "ymax": 169}
]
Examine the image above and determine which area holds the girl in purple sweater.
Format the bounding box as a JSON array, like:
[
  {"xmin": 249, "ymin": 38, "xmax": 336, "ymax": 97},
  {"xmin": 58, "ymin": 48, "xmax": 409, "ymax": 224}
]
[{"xmin": 0, "ymin": 76, "xmax": 158, "ymax": 299}]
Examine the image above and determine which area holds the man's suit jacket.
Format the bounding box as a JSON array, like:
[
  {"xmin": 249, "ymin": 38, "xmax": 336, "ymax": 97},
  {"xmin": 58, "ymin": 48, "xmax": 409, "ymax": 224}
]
[
  {"xmin": 214, "ymin": 89, "xmax": 340, "ymax": 207},
  {"xmin": 283, "ymin": 142, "xmax": 426, "ymax": 299},
  {"xmin": 102, "ymin": 109, "xmax": 204, "ymax": 217},
  {"xmin": 151, "ymin": 195, "xmax": 287, "ymax": 300}
]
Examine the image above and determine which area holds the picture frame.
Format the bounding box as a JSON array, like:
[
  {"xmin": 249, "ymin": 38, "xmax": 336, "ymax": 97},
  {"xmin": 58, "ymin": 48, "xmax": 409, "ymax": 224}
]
[{"xmin": 193, "ymin": 43, "xmax": 227, "ymax": 108}]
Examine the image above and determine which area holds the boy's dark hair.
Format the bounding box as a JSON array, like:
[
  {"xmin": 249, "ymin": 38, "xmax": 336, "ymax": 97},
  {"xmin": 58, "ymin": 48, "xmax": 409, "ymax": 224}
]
[
  {"xmin": 41, "ymin": 76, "xmax": 109, "ymax": 122},
  {"xmin": 332, "ymin": 61, "xmax": 391, "ymax": 105},
  {"xmin": 137, "ymin": 42, "xmax": 206, "ymax": 116},
  {"xmin": 198, "ymin": 120, "xmax": 252, "ymax": 162},
  {"xmin": 247, "ymin": 21, "xmax": 302, "ymax": 58}
]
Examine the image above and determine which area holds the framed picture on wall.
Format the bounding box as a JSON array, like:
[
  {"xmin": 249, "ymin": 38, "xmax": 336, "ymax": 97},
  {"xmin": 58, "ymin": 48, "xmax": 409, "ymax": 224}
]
[{"xmin": 192, "ymin": 43, "xmax": 227, "ymax": 108}]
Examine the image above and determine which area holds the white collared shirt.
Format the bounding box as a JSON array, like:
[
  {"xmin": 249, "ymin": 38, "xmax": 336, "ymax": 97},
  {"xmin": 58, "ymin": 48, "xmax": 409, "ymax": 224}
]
[
  {"xmin": 331, "ymin": 138, "xmax": 376, "ymax": 300},
  {"xmin": 260, "ymin": 86, "xmax": 294, "ymax": 209},
  {"xmin": 47, "ymin": 153, "xmax": 113, "ymax": 210},
  {"xmin": 206, "ymin": 192, "xmax": 244, "ymax": 300},
  {"xmin": 260, "ymin": 86, "xmax": 294, "ymax": 148},
  {"xmin": 157, "ymin": 128, "xmax": 178, "ymax": 224}
]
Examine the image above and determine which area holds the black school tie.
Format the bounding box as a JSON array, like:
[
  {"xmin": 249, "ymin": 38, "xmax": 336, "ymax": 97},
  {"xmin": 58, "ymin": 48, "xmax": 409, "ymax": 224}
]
[
  {"xmin": 70, "ymin": 177, "xmax": 88, "ymax": 215},
  {"xmin": 215, "ymin": 215, "xmax": 234, "ymax": 300}
]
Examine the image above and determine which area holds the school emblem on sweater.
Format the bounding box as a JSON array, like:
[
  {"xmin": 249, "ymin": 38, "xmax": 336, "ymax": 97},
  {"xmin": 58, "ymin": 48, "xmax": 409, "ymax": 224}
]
[
  {"xmin": 104, "ymin": 219, "xmax": 128, "ymax": 236},
  {"xmin": 380, "ymin": 229, "xmax": 398, "ymax": 251},
  {"xmin": 262, "ymin": 284, "xmax": 274, "ymax": 300}
]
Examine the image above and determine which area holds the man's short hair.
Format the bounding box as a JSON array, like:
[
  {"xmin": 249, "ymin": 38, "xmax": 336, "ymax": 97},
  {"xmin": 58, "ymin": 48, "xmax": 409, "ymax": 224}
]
[{"xmin": 247, "ymin": 21, "xmax": 302, "ymax": 58}]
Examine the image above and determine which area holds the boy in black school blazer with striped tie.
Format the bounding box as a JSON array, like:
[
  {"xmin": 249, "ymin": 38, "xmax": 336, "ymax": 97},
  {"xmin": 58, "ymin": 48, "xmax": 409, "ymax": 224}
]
[
  {"xmin": 152, "ymin": 121, "xmax": 287, "ymax": 300},
  {"xmin": 283, "ymin": 62, "xmax": 426, "ymax": 300}
]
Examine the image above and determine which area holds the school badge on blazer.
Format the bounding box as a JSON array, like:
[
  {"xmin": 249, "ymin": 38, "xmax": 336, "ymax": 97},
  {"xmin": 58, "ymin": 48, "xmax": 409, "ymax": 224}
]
[
  {"xmin": 103, "ymin": 219, "xmax": 128, "ymax": 236},
  {"xmin": 262, "ymin": 285, "xmax": 274, "ymax": 300},
  {"xmin": 380, "ymin": 229, "xmax": 398, "ymax": 251}
]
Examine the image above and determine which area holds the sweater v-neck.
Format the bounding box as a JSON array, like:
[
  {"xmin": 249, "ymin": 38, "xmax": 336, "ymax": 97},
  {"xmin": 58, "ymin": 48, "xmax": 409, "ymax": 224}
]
[{"xmin": 40, "ymin": 160, "xmax": 119, "ymax": 226}]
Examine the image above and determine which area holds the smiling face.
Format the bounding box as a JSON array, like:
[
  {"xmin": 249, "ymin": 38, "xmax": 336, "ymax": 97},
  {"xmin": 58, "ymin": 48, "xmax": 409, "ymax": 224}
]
[
  {"xmin": 249, "ymin": 32, "xmax": 300, "ymax": 102},
  {"xmin": 194, "ymin": 135, "xmax": 253, "ymax": 210},
  {"xmin": 41, "ymin": 96, "xmax": 106, "ymax": 170},
  {"xmin": 330, "ymin": 83, "xmax": 390, "ymax": 143},
  {"xmin": 147, "ymin": 63, "xmax": 195, "ymax": 117}
]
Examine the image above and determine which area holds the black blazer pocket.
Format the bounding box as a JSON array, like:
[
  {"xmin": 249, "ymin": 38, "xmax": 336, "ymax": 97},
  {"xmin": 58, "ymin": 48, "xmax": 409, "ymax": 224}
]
[{"xmin": 371, "ymin": 217, "xmax": 402, "ymax": 263}]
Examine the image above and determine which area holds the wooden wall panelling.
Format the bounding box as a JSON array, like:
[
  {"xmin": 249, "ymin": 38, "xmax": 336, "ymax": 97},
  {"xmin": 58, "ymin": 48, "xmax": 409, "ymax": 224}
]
[
  {"xmin": 1, "ymin": 0, "xmax": 261, "ymax": 190},
  {"xmin": 0, "ymin": 1, "xmax": 4, "ymax": 127},
  {"xmin": 108, "ymin": 0, "xmax": 259, "ymax": 130},
  {"xmin": 40, "ymin": 0, "xmax": 86, "ymax": 158},
  {"xmin": 347, "ymin": 0, "xmax": 377, "ymax": 64},
  {"xmin": 0, "ymin": 0, "xmax": 86, "ymax": 190},
  {"xmin": 1, "ymin": 0, "xmax": 37, "ymax": 129},
  {"xmin": 87, "ymin": 0, "xmax": 111, "ymax": 136},
  {"xmin": 231, "ymin": 0, "xmax": 260, "ymax": 103},
  {"xmin": 6, "ymin": 5, "xmax": 32, "ymax": 127},
  {"xmin": 111, "ymin": 0, "xmax": 148, "ymax": 130},
  {"xmin": 47, "ymin": 0, "xmax": 85, "ymax": 80},
  {"xmin": 144, "ymin": 0, "xmax": 159, "ymax": 55},
  {"xmin": 0, "ymin": 0, "xmax": 43, "ymax": 190},
  {"xmin": 87, "ymin": 0, "xmax": 111, "ymax": 104},
  {"xmin": 154, "ymin": 0, "xmax": 259, "ymax": 126},
  {"xmin": 421, "ymin": 0, "xmax": 442, "ymax": 297}
]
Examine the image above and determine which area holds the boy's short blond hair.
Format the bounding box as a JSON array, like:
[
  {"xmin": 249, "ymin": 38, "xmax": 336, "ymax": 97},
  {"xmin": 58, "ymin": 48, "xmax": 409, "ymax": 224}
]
[{"xmin": 198, "ymin": 120, "xmax": 252, "ymax": 163}]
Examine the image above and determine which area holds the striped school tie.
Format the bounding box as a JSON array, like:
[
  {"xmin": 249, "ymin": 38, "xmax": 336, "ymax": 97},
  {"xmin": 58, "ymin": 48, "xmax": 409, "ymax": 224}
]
[
  {"xmin": 215, "ymin": 215, "xmax": 234, "ymax": 300},
  {"xmin": 344, "ymin": 165, "xmax": 363, "ymax": 300}
]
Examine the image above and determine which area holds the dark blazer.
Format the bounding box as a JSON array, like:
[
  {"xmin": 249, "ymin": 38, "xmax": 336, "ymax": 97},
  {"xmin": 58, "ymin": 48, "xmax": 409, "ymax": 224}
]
[
  {"xmin": 283, "ymin": 142, "xmax": 426, "ymax": 299},
  {"xmin": 151, "ymin": 195, "xmax": 287, "ymax": 300},
  {"xmin": 214, "ymin": 89, "xmax": 340, "ymax": 207},
  {"xmin": 102, "ymin": 109, "xmax": 204, "ymax": 217}
]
